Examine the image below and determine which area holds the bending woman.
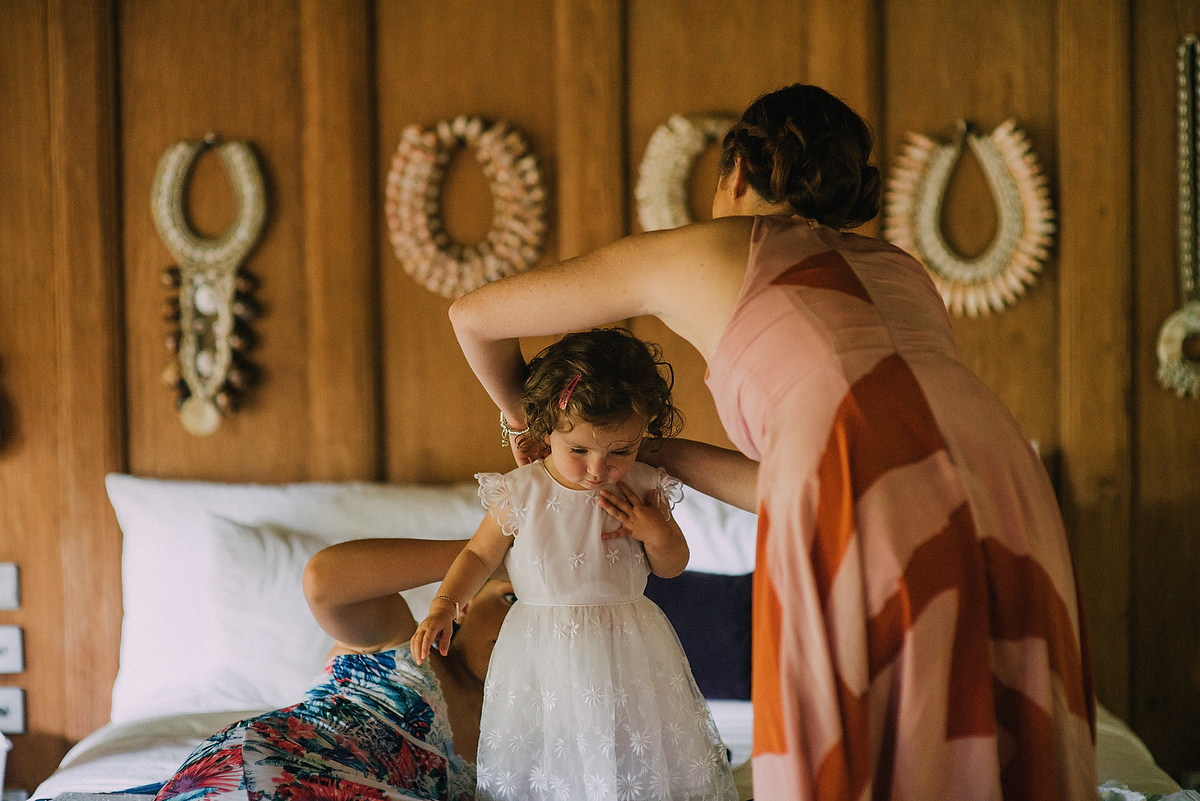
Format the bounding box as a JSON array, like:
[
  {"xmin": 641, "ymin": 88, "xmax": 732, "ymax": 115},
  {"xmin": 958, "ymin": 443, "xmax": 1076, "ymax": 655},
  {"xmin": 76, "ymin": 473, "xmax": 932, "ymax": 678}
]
[
  {"xmin": 156, "ymin": 538, "xmax": 515, "ymax": 801},
  {"xmin": 448, "ymin": 83, "xmax": 1096, "ymax": 800}
]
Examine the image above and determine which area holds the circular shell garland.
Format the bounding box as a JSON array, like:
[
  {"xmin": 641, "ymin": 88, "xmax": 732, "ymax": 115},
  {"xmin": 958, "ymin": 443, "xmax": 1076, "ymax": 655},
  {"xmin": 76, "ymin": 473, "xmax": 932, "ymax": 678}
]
[
  {"xmin": 636, "ymin": 114, "xmax": 736, "ymax": 232},
  {"xmin": 385, "ymin": 116, "xmax": 546, "ymax": 299},
  {"xmin": 883, "ymin": 119, "xmax": 1056, "ymax": 317},
  {"xmin": 1156, "ymin": 34, "xmax": 1200, "ymax": 398},
  {"xmin": 151, "ymin": 136, "xmax": 266, "ymax": 436}
]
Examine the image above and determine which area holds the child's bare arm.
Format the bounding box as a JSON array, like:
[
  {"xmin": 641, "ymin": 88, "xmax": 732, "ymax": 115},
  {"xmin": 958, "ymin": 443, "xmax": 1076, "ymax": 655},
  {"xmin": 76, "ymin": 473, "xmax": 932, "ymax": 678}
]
[
  {"xmin": 411, "ymin": 511, "xmax": 511, "ymax": 663},
  {"xmin": 598, "ymin": 482, "xmax": 689, "ymax": 578},
  {"xmin": 303, "ymin": 538, "xmax": 470, "ymax": 651}
]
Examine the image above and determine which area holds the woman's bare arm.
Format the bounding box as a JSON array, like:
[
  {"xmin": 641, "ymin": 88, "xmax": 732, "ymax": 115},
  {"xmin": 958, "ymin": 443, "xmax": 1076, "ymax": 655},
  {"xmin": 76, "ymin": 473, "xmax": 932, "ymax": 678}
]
[
  {"xmin": 448, "ymin": 218, "xmax": 754, "ymax": 434},
  {"xmin": 303, "ymin": 538, "xmax": 469, "ymax": 651},
  {"xmin": 642, "ymin": 438, "xmax": 760, "ymax": 512}
]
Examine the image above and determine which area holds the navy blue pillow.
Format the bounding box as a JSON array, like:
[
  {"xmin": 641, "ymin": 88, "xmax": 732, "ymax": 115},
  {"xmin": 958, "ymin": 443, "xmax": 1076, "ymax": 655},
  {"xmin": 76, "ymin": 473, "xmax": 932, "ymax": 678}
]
[{"xmin": 644, "ymin": 570, "xmax": 753, "ymax": 700}]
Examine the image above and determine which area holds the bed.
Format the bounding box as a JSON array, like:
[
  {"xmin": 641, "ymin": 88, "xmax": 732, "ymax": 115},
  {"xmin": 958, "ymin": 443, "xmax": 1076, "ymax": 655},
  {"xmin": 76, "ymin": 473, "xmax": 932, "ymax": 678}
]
[{"xmin": 30, "ymin": 474, "xmax": 1194, "ymax": 801}]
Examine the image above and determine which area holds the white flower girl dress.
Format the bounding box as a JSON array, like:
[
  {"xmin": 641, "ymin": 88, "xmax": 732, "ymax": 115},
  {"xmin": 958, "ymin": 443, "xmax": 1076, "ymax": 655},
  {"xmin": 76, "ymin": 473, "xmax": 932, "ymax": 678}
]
[{"xmin": 474, "ymin": 460, "xmax": 737, "ymax": 801}]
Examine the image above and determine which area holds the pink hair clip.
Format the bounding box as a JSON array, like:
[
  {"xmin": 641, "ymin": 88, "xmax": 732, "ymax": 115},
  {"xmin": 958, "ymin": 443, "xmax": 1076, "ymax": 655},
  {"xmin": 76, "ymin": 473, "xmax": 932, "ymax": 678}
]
[{"xmin": 558, "ymin": 373, "xmax": 582, "ymax": 410}]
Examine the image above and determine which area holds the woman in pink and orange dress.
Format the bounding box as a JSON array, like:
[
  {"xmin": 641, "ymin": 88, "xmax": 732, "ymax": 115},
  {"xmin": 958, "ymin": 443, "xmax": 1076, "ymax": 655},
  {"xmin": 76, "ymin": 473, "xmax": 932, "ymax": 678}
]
[{"xmin": 448, "ymin": 83, "xmax": 1096, "ymax": 800}]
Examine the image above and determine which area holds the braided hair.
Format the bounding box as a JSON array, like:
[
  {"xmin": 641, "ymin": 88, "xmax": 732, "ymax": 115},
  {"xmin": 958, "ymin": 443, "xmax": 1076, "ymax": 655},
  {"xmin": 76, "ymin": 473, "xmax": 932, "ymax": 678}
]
[{"xmin": 718, "ymin": 84, "xmax": 881, "ymax": 230}]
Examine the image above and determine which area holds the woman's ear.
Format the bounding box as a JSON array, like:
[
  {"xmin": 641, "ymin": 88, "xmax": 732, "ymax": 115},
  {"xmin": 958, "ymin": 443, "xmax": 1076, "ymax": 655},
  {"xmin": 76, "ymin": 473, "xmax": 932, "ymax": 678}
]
[{"xmin": 727, "ymin": 157, "xmax": 750, "ymax": 199}]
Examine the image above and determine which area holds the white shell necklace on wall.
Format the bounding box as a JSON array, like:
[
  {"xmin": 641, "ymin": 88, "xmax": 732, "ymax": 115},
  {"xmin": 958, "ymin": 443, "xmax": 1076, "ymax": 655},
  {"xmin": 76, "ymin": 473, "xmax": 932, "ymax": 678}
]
[
  {"xmin": 635, "ymin": 114, "xmax": 736, "ymax": 232},
  {"xmin": 1157, "ymin": 34, "xmax": 1200, "ymax": 399},
  {"xmin": 883, "ymin": 119, "xmax": 1056, "ymax": 317},
  {"xmin": 151, "ymin": 134, "xmax": 266, "ymax": 436},
  {"xmin": 385, "ymin": 116, "xmax": 546, "ymax": 299}
]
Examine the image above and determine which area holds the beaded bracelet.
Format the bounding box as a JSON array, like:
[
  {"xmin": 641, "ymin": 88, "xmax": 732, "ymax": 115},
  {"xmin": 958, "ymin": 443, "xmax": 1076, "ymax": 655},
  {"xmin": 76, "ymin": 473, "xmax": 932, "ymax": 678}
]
[
  {"xmin": 432, "ymin": 594, "xmax": 460, "ymax": 621},
  {"xmin": 500, "ymin": 411, "xmax": 529, "ymax": 447}
]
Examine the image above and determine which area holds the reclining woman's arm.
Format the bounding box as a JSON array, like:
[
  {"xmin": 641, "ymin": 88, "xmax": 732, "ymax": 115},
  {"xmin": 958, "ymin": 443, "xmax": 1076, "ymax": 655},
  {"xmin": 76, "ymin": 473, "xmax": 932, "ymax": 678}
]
[{"xmin": 303, "ymin": 538, "xmax": 468, "ymax": 652}]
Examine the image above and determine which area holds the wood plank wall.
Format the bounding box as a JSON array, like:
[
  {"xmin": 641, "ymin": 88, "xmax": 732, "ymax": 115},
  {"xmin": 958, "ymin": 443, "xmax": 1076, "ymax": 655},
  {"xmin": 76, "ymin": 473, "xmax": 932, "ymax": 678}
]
[{"xmin": 1, "ymin": 0, "xmax": 1198, "ymax": 790}]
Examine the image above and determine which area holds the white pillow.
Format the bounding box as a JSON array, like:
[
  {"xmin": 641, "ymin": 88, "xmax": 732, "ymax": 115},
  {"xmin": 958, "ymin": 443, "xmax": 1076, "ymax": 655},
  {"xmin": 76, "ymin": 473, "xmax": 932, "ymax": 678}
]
[
  {"xmin": 106, "ymin": 474, "xmax": 484, "ymax": 725},
  {"xmin": 104, "ymin": 472, "xmax": 755, "ymax": 725},
  {"xmin": 203, "ymin": 518, "xmax": 333, "ymax": 714},
  {"xmin": 670, "ymin": 486, "xmax": 757, "ymax": 575}
]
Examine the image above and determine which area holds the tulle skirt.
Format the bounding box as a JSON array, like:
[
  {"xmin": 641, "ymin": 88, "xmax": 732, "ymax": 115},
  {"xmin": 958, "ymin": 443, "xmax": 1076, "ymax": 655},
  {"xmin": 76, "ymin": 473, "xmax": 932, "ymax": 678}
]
[{"xmin": 476, "ymin": 597, "xmax": 737, "ymax": 801}]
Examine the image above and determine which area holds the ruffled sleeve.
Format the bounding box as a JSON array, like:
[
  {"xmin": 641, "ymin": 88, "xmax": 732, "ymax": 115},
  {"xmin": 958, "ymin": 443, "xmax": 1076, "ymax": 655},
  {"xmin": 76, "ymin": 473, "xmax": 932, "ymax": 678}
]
[
  {"xmin": 654, "ymin": 467, "xmax": 684, "ymax": 521},
  {"xmin": 475, "ymin": 472, "xmax": 522, "ymax": 537}
]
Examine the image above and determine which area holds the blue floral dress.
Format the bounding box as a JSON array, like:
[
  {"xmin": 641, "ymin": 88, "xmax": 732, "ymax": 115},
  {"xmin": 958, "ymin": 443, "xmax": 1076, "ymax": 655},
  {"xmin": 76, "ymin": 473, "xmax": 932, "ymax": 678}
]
[{"xmin": 156, "ymin": 645, "xmax": 475, "ymax": 801}]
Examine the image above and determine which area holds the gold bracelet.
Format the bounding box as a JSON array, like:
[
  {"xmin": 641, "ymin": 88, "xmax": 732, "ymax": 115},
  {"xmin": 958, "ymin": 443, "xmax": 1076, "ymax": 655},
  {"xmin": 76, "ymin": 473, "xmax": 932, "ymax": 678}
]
[{"xmin": 432, "ymin": 594, "xmax": 460, "ymax": 620}]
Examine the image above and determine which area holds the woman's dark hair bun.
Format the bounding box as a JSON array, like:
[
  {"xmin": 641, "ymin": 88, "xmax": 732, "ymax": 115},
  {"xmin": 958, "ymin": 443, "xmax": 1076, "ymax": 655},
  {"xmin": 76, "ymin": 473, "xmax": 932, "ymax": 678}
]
[{"xmin": 719, "ymin": 84, "xmax": 881, "ymax": 230}]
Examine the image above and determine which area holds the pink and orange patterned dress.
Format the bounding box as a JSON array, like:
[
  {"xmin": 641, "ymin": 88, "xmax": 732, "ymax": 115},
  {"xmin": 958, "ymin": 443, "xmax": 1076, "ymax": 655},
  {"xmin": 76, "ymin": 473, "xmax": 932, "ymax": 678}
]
[
  {"xmin": 155, "ymin": 646, "xmax": 475, "ymax": 801},
  {"xmin": 705, "ymin": 215, "xmax": 1096, "ymax": 800}
]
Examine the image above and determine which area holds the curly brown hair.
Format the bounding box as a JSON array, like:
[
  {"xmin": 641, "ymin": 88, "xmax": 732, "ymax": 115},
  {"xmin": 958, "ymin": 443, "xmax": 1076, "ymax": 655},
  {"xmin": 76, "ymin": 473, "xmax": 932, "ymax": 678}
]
[
  {"xmin": 519, "ymin": 328, "xmax": 683, "ymax": 453},
  {"xmin": 718, "ymin": 83, "xmax": 881, "ymax": 230}
]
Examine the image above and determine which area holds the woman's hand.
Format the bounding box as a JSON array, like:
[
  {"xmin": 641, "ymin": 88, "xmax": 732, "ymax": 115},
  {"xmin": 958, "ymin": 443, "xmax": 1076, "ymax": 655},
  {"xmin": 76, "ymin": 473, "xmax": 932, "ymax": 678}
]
[
  {"xmin": 410, "ymin": 597, "xmax": 458, "ymax": 665},
  {"xmin": 598, "ymin": 481, "xmax": 689, "ymax": 577},
  {"xmin": 510, "ymin": 433, "xmax": 548, "ymax": 466}
]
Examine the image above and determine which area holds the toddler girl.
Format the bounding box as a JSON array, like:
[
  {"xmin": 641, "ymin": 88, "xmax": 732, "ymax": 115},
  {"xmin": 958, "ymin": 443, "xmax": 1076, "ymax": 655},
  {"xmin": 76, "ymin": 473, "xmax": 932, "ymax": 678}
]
[{"xmin": 412, "ymin": 327, "xmax": 737, "ymax": 801}]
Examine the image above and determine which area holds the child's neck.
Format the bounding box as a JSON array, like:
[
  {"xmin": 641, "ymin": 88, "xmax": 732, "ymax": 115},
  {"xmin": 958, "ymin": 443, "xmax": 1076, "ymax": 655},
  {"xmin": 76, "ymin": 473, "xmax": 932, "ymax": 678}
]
[{"xmin": 542, "ymin": 454, "xmax": 586, "ymax": 491}]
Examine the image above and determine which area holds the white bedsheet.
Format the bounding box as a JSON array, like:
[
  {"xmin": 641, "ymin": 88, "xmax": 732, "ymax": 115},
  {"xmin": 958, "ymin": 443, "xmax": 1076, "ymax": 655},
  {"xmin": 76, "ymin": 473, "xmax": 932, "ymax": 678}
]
[
  {"xmin": 33, "ymin": 703, "xmax": 755, "ymax": 800},
  {"xmin": 38, "ymin": 701, "xmax": 1193, "ymax": 801},
  {"xmin": 31, "ymin": 711, "xmax": 264, "ymax": 800}
]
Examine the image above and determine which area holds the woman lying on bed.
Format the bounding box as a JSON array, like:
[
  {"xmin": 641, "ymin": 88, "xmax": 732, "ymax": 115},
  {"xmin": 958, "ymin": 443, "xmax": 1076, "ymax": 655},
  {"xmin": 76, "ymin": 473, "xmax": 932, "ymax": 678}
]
[{"xmin": 154, "ymin": 538, "xmax": 514, "ymax": 801}]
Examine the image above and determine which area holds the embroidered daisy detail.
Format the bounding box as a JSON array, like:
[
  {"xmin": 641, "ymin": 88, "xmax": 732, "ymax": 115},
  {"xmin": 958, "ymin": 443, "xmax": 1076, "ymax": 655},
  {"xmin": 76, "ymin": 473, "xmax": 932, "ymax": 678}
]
[
  {"xmin": 524, "ymin": 624, "xmax": 535, "ymax": 640},
  {"xmin": 585, "ymin": 492, "xmax": 602, "ymax": 508},
  {"xmin": 670, "ymin": 672, "xmax": 689, "ymax": 694},
  {"xmin": 506, "ymin": 688, "xmax": 517, "ymax": 707},
  {"xmin": 648, "ymin": 769, "xmax": 671, "ymax": 798},
  {"xmin": 606, "ymin": 546, "xmax": 620, "ymax": 565},
  {"xmin": 495, "ymin": 769, "xmax": 520, "ymax": 796},
  {"xmin": 582, "ymin": 685, "xmax": 605, "ymax": 707},
  {"xmin": 529, "ymin": 765, "xmax": 551, "ymax": 793},
  {"xmin": 553, "ymin": 621, "xmax": 569, "ymax": 640},
  {"xmin": 627, "ymin": 727, "xmax": 652, "ymax": 756},
  {"xmin": 576, "ymin": 731, "xmax": 590, "ymax": 753},
  {"xmin": 545, "ymin": 494, "xmax": 562, "ymax": 511},
  {"xmin": 632, "ymin": 549, "xmax": 644, "ymax": 566},
  {"xmin": 664, "ymin": 722, "xmax": 685, "ymax": 746},
  {"xmin": 549, "ymin": 774, "xmax": 569, "ymax": 798},
  {"xmin": 510, "ymin": 503, "xmax": 529, "ymax": 520},
  {"xmin": 612, "ymin": 685, "xmax": 629, "ymax": 708},
  {"xmin": 553, "ymin": 737, "xmax": 569, "ymax": 759},
  {"xmin": 569, "ymin": 551, "xmax": 586, "ymax": 569},
  {"xmin": 532, "ymin": 553, "xmax": 545, "ymax": 571},
  {"xmin": 482, "ymin": 727, "xmax": 504, "ymax": 750},
  {"xmin": 615, "ymin": 772, "xmax": 644, "ymax": 801},
  {"xmin": 686, "ymin": 756, "xmax": 710, "ymax": 784},
  {"xmin": 509, "ymin": 730, "xmax": 532, "ymax": 755},
  {"xmin": 541, "ymin": 689, "xmax": 557, "ymax": 712},
  {"xmin": 585, "ymin": 773, "xmax": 609, "ymax": 800}
]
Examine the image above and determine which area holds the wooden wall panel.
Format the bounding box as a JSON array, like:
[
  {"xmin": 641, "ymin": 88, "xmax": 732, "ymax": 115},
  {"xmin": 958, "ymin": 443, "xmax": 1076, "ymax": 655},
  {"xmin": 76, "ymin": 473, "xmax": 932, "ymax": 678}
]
[
  {"xmin": 554, "ymin": 0, "xmax": 627, "ymax": 260},
  {"xmin": 377, "ymin": 1, "xmax": 558, "ymax": 483},
  {"xmin": 1057, "ymin": 0, "xmax": 1132, "ymax": 717},
  {"xmin": 121, "ymin": 0, "xmax": 311, "ymax": 482},
  {"xmin": 626, "ymin": 0, "xmax": 805, "ymax": 448},
  {"xmin": 804, "ymin": 0, "xmax": 883, "ymax": 240},
  {"xmin": 884, "ymin": 0, "xmax": 1060, "ymax": 463},
  {"xmin": 300, "ymin": 0, "xmax": 381, "ymax": 481},
  {"xmin": 47, "ymin": 0, "xmax": 124, "ymax": 743},
  {"xmin": 1131, "ymin": 0, "xmax": 1200, "ymax": 778},
  {"xmin": 0, "ymin": 1, "xmax": 71, "ymax": 787}
]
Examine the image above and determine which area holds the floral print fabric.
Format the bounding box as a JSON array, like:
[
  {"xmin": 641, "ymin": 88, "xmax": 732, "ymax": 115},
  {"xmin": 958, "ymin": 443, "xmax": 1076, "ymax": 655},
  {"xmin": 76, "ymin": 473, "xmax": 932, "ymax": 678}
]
[{"xmin": 156, "ymin": 646, "xmax": 474, "ymax": 801}]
